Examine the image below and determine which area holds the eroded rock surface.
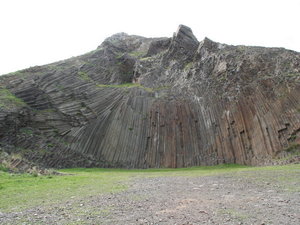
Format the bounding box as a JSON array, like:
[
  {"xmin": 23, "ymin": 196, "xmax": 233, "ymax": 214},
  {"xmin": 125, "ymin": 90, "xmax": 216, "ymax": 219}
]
[{"xmin": 0, "ymin": 25, "xmax": 299, "ymax": 168}]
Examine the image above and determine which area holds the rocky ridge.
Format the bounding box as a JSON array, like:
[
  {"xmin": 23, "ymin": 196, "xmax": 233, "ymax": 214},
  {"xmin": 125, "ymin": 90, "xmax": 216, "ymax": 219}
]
[{"xmin": 0, "ymin": 25, "xmax": 299, "ymax": 168}]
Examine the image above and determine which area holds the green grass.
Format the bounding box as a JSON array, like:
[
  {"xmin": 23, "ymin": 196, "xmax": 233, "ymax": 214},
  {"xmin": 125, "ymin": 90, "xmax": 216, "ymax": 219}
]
[
  {"xmin": 19, "ymin": 128, "xmax": 33, "ymax": 135},
  {"xmin": 218, "ymin": 208, "xmax": 248, "ymax": 221},
  {"xmin": 97, "ymin": 82, "xmax": 154, "ymax": 92},
  {"xmin": 35, "ymin": 108, "xmax": 56, "ymax": 114},
  {"xmin": 140, "ymin": 56, "xmax": 153, "ymax": 61},
  {"xmin": 286, "ymin": 72, "xmax": 300, "ymax": 77},
  {"xmin": 284, "ymin": 142, "xmax": 300, "ymax": 153},
  {"xmin": 0, "ymin": 88, "xmax": 26, "ymax": 110},
  {"xmin": 78, "ymin": 71, "xmax": 91, "ymax": 81},
  {"xmin": 96, "ymin": 83, "xmax": 170, "ymax": 92},
  {"xmin": 232, "ymin": 164, "xmax": 300, "ymax": 192},
  {"xmin": 0, "ymin": 164, "xmax": 299, "ymax": 212},
  {"xmin": 7, "ymin": 71, "xmax": 23, "ymax": 76},
  {"xmin": 0, "ymin": 164, "xmax": 9, "ymax": 172},
  {"xmin": 128, "ymin": 51, "xmax": 146, "ymax": 58},
  {"xmin": 184, "ymin": 62, "xmax": 193, "ymax": 70},
  {"xmin": 97, "ymin": 83, "xmax": 141, "ymax": 88},
  {"xmin": 0, "ymin": 169, "xmax": 129, "ymax": 212}
]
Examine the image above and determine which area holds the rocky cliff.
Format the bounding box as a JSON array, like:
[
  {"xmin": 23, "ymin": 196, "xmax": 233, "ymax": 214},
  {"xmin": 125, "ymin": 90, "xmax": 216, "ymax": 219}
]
[{"xmin": 0, "ymin": 25, "xmax": 299, "ymax": 168}]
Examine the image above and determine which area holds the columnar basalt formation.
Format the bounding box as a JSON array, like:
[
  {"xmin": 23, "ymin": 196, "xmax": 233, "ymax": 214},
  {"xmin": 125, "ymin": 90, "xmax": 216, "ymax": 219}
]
[{"xmin": 0, "ymin": 25, "xmax": 299, "ymax": 168}]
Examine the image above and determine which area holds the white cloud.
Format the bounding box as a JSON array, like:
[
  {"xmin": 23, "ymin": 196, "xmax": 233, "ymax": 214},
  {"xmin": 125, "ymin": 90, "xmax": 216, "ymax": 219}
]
[{"xmin": 0, "ymin": 0, "xmax": 299, "ymax": 75}]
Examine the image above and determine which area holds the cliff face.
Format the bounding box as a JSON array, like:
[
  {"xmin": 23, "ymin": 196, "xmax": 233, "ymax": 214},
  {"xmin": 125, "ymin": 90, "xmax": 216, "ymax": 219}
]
[{"xmin": 0, "ymin": 25, "xmax": 299, "ymax": 168}]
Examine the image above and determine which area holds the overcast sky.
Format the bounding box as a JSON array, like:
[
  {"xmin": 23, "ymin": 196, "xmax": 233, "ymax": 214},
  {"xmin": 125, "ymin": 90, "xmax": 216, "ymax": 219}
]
[{"xmin": 0, "ymin": 0, "xmax": 299, "ymax": 75}]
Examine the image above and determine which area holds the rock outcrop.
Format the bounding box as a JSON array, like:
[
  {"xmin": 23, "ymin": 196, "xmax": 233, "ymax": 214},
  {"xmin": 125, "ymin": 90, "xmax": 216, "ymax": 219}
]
[{"xmin": 0, "ymin": 25, "xmax": 299, "ymax": 168}]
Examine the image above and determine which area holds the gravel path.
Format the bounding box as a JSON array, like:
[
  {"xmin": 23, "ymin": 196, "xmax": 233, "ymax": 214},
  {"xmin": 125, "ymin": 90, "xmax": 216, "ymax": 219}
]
[{"xmin": 1, "ymin": 171, "xmax": 299, "ymax": 225}]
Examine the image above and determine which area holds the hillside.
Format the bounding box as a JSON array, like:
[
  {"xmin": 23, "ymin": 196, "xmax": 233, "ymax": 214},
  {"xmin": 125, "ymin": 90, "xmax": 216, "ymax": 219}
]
[{"xmin": 0, "ymin": 25, "xmax": 299, "ymax": 168}]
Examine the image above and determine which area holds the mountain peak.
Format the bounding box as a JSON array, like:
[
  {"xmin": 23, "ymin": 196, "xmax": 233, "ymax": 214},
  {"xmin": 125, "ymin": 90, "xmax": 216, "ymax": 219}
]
[{"xmin": 174, "ymin": 24, "xmax": 198, "ymax": 44}]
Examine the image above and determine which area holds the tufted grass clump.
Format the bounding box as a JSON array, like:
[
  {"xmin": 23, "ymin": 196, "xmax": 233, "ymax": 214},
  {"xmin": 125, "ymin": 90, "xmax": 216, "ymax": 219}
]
[
  {"xmin": 0, "ymin": 87, "xmax": 26, "ymax": 110},
  {"xmin": 78, "ymin": 71, "xmax": 91, "ymax": 81},
  {"xmin": 284, "ymin": 143, "xmax": 300, "ymax": 153},
  {"xmin": 97, "ymin": 83, "xmax": 142, "ymax": 88}
]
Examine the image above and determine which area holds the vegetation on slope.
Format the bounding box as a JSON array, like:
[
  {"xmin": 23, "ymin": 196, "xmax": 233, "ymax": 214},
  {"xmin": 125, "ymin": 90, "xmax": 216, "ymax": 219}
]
[{"xmin": 0, "ymin": 87, "xmax": 26, "ymax": 110}]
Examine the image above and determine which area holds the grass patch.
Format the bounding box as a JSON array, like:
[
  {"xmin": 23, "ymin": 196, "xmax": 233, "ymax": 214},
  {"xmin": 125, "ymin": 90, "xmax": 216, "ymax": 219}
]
[
  {"xmin": 0, "ymin": 164, "xmax": 9, "ymax": 172},
  {"xmin": 96, "ymin": 83, "xmax": 170, "ymax": 92},
  {"xmin": 0, "ymin": 88, "xmax": 26, "ymax": 110},
  {"xmin": 218, "ymin": 208, "xmax": 248, "ymax": 221},
  {"xmin": 35, "ymin": 108, "xmax": 56, "ymax": 113},
  {"xmin": 0, "ymin": 169, "xmax": 129, "ymax": 212},
  {"xmin": 128, "ymin": 51, "xmax": 146, "ymax": 58},
  {"xmin": 7, "ymin": 71, "xmax": 23, "ymax": 76},
  {"xmin": 20, "ymin": 128, "xmax": 33, "ymax": 135},
  {"xmin": 284, "ymin": 143, "xmax": 300, "ymax": 153},
  {"xmin": 153, "ymin": 85, "xmax": 171, "ymax": 91},
  {"xmin": 184, "ymin": 62, "xmax": 193, "ymax": 70},
  {"xmin": 115, "ymin": 53, "xmax": 125, "ymax": 59},
  {"xmin": 231, "ymin": 164, "xmax": 300, "ymax": 192},
  {"xmin": 0, "ymin": 164, "xmax": 299, "ymax": 212},
  {"xmin": 286, "ymin": 72, "xmax": 300, "ymax": 77},
  {"xmin": 97, "ymin": 83, "xmax": 154, "ymax": 92},
  {"xmin": 140, "ymin": 56, "xmax": 153, "ymax": 61},
  {"xmin": 97, "ymin": 83, "xmax": 141, "ymax": 88},
  {"xmin": 78, "ymin": 71, "xmax": 91, "ymax": 81}
]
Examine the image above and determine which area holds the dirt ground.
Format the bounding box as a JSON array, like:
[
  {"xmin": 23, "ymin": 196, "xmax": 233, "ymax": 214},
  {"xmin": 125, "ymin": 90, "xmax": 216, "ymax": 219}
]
[{"xmin": 1, "ymin": 169, "xmax": 299, "ymax": 225}]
